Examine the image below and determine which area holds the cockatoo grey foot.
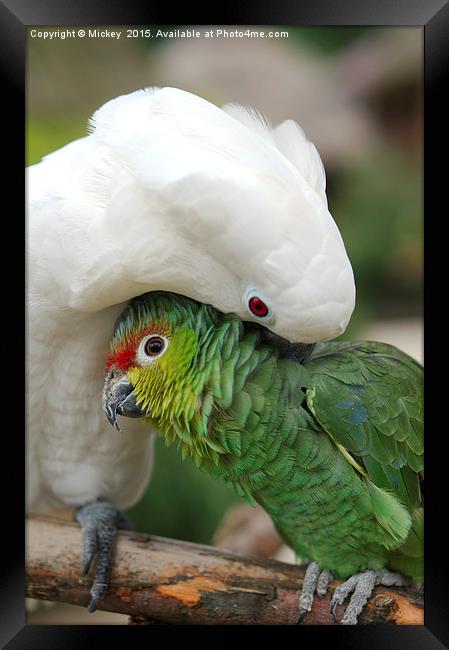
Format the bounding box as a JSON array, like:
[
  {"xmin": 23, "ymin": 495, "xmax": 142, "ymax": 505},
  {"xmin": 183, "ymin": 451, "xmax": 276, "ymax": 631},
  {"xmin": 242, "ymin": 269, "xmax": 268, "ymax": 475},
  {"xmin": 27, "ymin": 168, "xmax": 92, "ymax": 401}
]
[
  {"xmin": 331, "ymin": 569, "xmax": 411, "ymax": 625},
  {"xmin": 297, "ymin": 561, "xmax": 333, "ymax": 623},
  {"xmin": 75, "ymin": 499, "xmax": 132, "ymax": 613}
]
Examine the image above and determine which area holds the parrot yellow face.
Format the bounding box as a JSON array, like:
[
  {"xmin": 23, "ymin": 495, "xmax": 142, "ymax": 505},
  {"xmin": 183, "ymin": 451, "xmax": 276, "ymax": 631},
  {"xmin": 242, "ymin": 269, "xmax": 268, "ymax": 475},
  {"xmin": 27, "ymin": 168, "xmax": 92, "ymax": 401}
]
[{"xmin": 102, "ymin": 291, "xmax": 226, "ymax": 432}]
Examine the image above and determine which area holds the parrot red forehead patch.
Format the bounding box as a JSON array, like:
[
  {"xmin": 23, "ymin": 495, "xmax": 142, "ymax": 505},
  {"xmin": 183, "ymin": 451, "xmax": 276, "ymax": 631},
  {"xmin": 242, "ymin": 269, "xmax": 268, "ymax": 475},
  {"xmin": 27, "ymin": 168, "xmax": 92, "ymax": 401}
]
[
  {"xmin": 105, "ymin": 343, "xmax": 137, "ymax": 373},
  {"xmin": 105, "ymin": 325, "xmax": 168, "ymax": 373}
]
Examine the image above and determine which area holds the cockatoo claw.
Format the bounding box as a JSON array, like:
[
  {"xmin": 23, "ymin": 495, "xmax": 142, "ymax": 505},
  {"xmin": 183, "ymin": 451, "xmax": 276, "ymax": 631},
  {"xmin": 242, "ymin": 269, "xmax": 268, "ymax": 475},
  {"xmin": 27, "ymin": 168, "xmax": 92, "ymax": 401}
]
[{"xmin": 75, "ymin": 499, "xmax": 133, "ymax": 612}]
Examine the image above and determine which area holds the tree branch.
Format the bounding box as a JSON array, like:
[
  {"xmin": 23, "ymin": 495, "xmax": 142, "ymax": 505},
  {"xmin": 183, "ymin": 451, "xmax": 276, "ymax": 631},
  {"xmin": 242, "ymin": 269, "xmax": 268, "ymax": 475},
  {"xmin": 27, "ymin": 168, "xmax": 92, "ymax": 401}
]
[{"xmin": 26, "ymin": 514, "xmax": 423, "ymax": 625}]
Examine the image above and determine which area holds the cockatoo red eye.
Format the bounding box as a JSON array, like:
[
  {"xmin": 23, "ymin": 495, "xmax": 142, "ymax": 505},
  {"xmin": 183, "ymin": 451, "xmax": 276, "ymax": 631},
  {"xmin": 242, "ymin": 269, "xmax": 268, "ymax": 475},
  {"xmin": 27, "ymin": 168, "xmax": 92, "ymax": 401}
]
[
  {"xmin": 144, "ymin": 335, "xmax": 166, "ymax": 357},
  {"xmin": 248, "ymin": 296, "xmax": 269, "ymax": 317}
]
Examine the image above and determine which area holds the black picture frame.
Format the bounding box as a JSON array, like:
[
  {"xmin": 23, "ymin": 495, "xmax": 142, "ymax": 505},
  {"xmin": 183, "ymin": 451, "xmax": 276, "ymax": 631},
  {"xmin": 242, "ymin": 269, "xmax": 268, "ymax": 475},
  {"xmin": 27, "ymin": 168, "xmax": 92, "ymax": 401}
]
[{"xmin": 3, "ymin": 1, "xmax": 448, "ymax": 647}]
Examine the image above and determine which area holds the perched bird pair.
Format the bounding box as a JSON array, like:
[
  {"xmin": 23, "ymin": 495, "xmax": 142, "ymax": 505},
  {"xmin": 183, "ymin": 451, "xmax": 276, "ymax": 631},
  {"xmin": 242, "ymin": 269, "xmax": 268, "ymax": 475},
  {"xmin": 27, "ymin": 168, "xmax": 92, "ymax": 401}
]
[{"xmin": 27, "ymin": 86, "xmax": 422, "ymax": 622}]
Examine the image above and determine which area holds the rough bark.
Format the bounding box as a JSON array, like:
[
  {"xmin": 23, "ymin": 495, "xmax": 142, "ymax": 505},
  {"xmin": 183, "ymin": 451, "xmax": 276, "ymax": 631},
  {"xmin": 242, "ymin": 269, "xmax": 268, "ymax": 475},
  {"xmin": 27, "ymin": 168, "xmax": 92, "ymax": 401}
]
[{"xmin": 26, "ymin": 514, "xmax": 423, "ymax": 625}]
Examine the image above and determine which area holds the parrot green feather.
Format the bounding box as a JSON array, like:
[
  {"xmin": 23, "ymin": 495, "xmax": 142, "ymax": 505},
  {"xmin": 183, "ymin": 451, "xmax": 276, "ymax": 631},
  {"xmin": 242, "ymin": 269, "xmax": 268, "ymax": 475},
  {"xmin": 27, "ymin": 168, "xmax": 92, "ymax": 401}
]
[{"xmin": 111, "ymin": 292, "xmax": 423, "ymax": 581}]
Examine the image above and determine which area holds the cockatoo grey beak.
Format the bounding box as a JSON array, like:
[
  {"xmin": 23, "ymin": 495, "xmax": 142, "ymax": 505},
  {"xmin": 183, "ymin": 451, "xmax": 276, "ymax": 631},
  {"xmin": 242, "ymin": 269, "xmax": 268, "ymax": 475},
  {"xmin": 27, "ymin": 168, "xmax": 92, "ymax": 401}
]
[{"xmin": 102, "ymin": 367, "xmax": 145, "ymax": 431}]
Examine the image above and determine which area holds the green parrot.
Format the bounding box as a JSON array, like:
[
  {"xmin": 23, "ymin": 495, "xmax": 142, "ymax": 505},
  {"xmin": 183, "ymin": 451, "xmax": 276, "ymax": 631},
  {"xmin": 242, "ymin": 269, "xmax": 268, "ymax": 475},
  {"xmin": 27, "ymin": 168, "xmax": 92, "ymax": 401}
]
[{"xmin": 102, "ymin": 291, "xmax": 423, "ymax": 624}]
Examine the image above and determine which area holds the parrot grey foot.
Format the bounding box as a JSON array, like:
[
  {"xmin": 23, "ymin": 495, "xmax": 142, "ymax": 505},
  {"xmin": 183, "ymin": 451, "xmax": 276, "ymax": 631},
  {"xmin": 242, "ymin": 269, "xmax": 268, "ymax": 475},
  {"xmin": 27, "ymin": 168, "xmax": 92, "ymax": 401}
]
[
  {"xmin": 297, "ymin": 561, "xmax": 333, "ymax": 623},
  {"xmin": 75, "ymin": 500, "xmax": 132, "ymax": 613},
  {"xmin": 331, "ymin": 569, "xmax": 411, "ymax": 625}
]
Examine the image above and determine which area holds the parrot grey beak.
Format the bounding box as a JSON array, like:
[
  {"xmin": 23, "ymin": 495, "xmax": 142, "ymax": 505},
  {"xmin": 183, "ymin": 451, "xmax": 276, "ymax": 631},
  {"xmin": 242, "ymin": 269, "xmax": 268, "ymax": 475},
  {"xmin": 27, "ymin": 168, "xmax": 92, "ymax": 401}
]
[{"xmin": 102, "ymin": 368, "xmax": 146, "ymax": 431}]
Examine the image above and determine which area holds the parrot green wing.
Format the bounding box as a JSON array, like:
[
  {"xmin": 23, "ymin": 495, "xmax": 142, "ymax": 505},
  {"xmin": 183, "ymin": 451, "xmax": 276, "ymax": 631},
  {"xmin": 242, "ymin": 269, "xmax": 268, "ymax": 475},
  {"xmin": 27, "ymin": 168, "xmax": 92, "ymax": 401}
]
[
  {"xmin": 304, "ymin": 340, "xmax": 423, "ymax": 571},
  {"xmin": 305, "ymin": 340, "xmax": 423, "ymax": 506}
]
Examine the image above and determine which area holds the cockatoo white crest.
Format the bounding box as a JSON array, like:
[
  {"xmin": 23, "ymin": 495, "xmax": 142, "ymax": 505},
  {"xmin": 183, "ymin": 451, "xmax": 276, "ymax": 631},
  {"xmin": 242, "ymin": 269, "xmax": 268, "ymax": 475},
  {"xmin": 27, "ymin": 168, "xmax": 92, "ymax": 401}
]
[
  {"xmin": 29, "ymin": 87, "xmax": 355, "ymax": 349},
  {"xmin": 27, "ymin": 86, "xmax": 355, "ymax": 611}
]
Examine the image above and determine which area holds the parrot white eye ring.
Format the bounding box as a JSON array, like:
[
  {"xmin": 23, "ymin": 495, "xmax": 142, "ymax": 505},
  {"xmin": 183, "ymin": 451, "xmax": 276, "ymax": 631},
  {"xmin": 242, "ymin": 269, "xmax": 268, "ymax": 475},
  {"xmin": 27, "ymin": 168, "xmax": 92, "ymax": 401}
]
[
  {"xmin": 245, "ymin": 289, "xmax": 273, "ymax": 321},
  {"xmin": 137, "ymin": 334, "xmax": 169, "ymax": 365}
]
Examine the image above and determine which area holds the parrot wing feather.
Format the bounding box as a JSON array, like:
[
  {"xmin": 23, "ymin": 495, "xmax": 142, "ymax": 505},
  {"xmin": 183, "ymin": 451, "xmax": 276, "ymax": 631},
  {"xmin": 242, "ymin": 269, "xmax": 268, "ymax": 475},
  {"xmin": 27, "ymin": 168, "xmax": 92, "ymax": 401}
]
[{"xmin": 304, "ymin": 341, "xmax": 423, "ymax": 547}]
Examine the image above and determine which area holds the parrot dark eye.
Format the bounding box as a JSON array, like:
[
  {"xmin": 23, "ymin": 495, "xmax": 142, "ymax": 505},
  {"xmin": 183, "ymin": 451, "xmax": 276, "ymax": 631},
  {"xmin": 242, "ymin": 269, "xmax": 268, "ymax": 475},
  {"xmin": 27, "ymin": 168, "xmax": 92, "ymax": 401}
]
[
  {"xmin": 248, "ymin": 296, "xmax": 269, "ymax": 318},
  {"xmin": 144, "ymin": 335, "xmax": 166, "ymax": 357},
  {"xmin": 136, "ymin": 333, "xmax": 169, "ymax": 365}
]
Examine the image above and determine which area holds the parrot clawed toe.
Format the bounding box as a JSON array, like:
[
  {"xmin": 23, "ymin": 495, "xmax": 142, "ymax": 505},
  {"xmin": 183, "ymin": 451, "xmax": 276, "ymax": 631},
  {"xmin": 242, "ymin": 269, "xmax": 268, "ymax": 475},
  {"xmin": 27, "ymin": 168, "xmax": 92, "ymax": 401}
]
[
  {"xmin": 298, "ymin": 564, "xmax": 410, "ymax": 624},
  {"xmin": 75, "ymin": 499, "xmax": 133, "ymax": 612},
  {"xmin": 297, "ymin": 561, "xmax": 333, "ymax": 623},
  {"xmin": 330, "ymin": 569, "xmax": 411, "ymax": 625}
]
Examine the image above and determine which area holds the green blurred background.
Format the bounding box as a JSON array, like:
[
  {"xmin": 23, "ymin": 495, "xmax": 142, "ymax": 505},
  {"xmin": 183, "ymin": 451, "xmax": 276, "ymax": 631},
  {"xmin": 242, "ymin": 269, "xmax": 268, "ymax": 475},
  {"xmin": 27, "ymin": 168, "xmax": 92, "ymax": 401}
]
[{"xmin": 27, "ymin": 26, "xmax": 423, "ymax": 548}]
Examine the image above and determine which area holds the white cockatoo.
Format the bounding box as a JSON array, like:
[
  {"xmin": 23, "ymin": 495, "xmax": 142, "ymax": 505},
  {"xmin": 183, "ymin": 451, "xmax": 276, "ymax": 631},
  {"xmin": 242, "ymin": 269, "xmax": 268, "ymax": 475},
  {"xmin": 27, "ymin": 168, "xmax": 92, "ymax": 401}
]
[{"xmin": 27, "ymin": 86, "xmax": 355, "ymax": 610}]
